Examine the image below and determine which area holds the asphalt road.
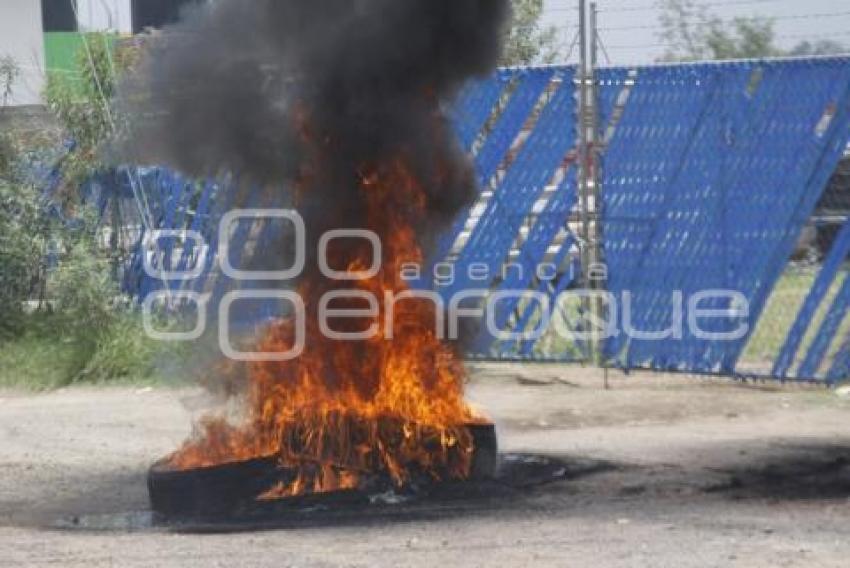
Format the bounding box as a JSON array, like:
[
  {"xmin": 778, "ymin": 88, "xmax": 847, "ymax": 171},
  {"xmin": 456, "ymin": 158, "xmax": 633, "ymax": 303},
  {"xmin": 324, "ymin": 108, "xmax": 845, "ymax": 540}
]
[{"xmin": 2, "ymin": 365, "xmax": 850, "ymax": 567}]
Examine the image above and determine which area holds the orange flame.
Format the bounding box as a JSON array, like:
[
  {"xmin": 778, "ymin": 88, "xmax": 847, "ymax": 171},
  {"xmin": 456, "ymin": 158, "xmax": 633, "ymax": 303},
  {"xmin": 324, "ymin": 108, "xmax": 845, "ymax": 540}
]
[{"xmin": 170, "ymin": 155, "xmax": 484, "ymax": 497}]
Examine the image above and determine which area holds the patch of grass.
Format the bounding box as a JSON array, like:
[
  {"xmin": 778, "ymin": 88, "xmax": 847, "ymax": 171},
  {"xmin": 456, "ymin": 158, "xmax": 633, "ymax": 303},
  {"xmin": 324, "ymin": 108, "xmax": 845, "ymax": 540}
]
[
  {"xmin": 0, "ymin": 314, "xmax": 183, "ymax": 391},
  {"xmin": 73, "ymin": 313, "xmax": 171, "ymax": 386},
  {"xmin": 742, "ymin": 269, "xmax": 820, "ymax": 368},
  {"xmin": 484, "ymin": 267, "xmax": 850, "ymax": 371},
  {"xmin": 0, "ymin": 335, "xmax": 87, "ymax": 390},
  {"xmin": 489, "ymin": 294, "xmax": 586, "ymax": 361},
  {"xmin": 742, "ymin": 267, "xmax": 850, "ymax": 376}
]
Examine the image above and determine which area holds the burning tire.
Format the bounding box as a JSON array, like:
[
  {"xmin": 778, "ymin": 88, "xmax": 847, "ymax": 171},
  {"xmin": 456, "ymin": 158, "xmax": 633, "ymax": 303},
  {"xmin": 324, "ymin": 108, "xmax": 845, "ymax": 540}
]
[
  {"xmin": 148, "ymin": 455, "xmax": 282, "ymax": 519},
  {"xmin": 468, "ymin": 421, "xmax": 498, "ymax": 480},
  {"xmin": 148, "ymin": 423, "xmax": 497, "ymax": 520}
]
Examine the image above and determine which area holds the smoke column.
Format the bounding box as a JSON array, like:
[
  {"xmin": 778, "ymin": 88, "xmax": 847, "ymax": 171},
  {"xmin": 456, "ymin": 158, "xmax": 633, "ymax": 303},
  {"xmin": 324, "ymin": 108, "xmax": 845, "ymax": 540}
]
[
  {"xmin": 118, "ymin": 0, "xmax": 510, "ymax": 258},
  {"xmin": 122, "ymin": 1, "xmax": 513, "ymax": 480}
]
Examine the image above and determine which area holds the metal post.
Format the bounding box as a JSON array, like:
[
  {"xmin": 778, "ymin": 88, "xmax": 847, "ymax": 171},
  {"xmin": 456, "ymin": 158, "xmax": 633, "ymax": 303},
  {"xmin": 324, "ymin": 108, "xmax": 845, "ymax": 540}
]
[
  {"xmin": 590, "ymin": 2, "xmax": 608, "ymax": 388},
  {"xmin": 579, "ymin": 0, "xmax": 608, "ymax": 386},
  {"xmin": 578, "ymin": 0, "xmax": 590, "ymax": 289}
]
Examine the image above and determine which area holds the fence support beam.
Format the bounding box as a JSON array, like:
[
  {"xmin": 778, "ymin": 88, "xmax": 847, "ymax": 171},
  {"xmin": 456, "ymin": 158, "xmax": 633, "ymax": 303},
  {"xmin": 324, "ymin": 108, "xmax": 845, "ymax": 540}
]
[{"xmin": 578, "ymin": 0, "xmax": 607, "ymax": 381}]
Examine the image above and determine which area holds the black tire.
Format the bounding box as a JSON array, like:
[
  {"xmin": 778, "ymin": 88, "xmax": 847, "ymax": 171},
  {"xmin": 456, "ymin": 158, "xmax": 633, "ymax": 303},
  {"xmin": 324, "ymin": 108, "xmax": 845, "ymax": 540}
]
[
  {"xmin": 469, "ymin": 423, "xmax": 498, "ymax": 480},
  {"xmin": 148, "ymin": 423, "xmax": 497, "ymax": 519},
  {"xmin": 148, "ymin": 455, "xmax": 284, "ymax": 519}
]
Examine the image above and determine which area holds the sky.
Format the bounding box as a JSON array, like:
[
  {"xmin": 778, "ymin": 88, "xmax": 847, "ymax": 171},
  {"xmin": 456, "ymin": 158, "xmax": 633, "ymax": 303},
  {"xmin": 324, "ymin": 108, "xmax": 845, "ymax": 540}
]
[{"xmin": 541, "ymin": 0, "xmax": 850, "ymax": 65}]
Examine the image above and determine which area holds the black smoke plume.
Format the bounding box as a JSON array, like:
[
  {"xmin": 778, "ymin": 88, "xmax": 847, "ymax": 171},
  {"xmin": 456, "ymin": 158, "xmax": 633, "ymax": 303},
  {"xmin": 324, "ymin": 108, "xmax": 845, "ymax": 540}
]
[{"xmin": 117, "ymin": 0, "xmax": 509, "ymax": 257}]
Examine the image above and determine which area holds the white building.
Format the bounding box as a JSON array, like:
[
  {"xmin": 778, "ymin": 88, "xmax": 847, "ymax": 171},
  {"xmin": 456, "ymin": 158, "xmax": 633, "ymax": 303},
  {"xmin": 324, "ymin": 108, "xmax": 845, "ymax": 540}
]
[
  {"xmin": 0, "ymin": 1, "xmax": 201, "ymax": 107},
  {"xmin": 75, "ymin": 0, "xmax": 133, "ymax": 34},
  {"xmin": 0, "ymin": 0, "xmax": 47, "ymax": 106},
  {"xmin": 74, "ymin": 0, "xmax": 200, "ymax": 34}
]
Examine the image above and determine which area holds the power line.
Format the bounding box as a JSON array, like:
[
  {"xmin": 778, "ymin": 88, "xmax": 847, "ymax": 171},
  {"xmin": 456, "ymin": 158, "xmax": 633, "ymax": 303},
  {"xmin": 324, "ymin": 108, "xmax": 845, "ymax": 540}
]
[
  {"xmin": 548, "ymin": 0, "xmax": 846, "ymax": 21},
  {"xmin": 593, "ymin": 0, "xmax": 800, "ymax": 14},
  {"xmin": 514, "ymin": 23, "xmax": 577, "ymax": 33},
  {"xmin": 65, "ymin": 2, "xmax": 181, "ymax": 302},
  {"xmin": 543, "ymin": 1, "xmax": 850, "ymax": 64},
  {"xmin": 542, "ymin": 0, "xmax": 808, "ymax": 17},
  {"xmin": 564, "ymin": 29, "xmax": 582, "ymax": 62},
  {"xmin": 598, "ymin": 9, "xmax": 850, "ymax": 32},
  {"xmin": 605, "ymin": 30, "xmax": 850, "ymax": 50},
  {"xmin": 596, "ymin": 33, "xmax": 613, "ymax": 65}
]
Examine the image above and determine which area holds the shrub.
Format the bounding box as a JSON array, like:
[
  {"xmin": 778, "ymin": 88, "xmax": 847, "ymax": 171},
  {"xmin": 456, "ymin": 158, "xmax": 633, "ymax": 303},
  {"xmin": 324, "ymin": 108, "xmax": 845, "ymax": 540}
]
[
  {"xmin": 0, "ymin": 179, "xmax": 49, "ymax": 338},
  {"xmin": 0, "ymin": 35, "xmax": 176, "ymax": 389}
]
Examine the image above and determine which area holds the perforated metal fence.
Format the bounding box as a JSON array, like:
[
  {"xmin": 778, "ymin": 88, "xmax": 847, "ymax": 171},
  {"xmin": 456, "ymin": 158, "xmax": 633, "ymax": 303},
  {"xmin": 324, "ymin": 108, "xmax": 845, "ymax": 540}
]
[{"xmin": 120, "ymin": 57, "xmax": 850, "ymax": 383}]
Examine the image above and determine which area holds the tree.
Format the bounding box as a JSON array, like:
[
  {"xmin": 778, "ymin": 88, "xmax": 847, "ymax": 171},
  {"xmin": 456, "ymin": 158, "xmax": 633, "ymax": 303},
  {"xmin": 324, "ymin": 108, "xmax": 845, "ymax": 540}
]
[
  {"xmin": 658, "ymin": 0, "xmax": 843, "ymax": 62},
  {"xmin": 0, "ymin": 55, "xmax": 19, "ymax": 108},
  {"xmin": 45, "ymin": 33, "xmax": 138, "ymax": 197},
  {"xmin": 659, "ymin": 0, "xmax": 781, "ymax": 61},
  {"xmin": 789, "ymin": 40, "xmax": 846, "ymax": 57},
  {"xmin": 658, "ymin": 0, "xmax": 712, "ymax": 61},
  {"xmin": 703, "ymin": 16, "xmax": 780, "ymax": 60},
  {"xmin": 501, "ymin": 0, "xmax": 561, "ymax": 66},
  {"xmin": 0, "ymin": 55, "xmax": 19, "ymax": 174},
  {"xmin": 0, "ymin": 177, "xmax": 50, "ymax": 337}
]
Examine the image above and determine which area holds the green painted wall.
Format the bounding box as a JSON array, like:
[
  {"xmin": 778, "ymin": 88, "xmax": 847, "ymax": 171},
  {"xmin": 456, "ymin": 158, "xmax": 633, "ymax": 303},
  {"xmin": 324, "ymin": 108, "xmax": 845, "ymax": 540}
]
[{"xmin": 44, "ymin": 32, "xmax": 87, "ymax": 79}]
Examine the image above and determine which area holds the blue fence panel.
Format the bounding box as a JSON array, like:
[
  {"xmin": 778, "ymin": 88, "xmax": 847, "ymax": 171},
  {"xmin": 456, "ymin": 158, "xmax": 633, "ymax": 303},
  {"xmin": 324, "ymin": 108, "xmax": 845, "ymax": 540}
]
[
  {"xmin": 471, "ymin": 69, "xmax": 579, "ymax": 354},
  {"xmin": 450, "ymin": 76, "xmax": 506, "ymax": 152},
  {"xmin": 443, "ymin": 68, "xmax": 574, "ymax": 299},
  {"xmin": 644, "ymin": 61, "xmax": 793, "ymax": 372},
  {"xmin": 827, "ymin": 335, "xmax": 850, "ymax": 382},
  {"xmin": 109, "ymin": 58, "xmax": 850, "ymax": 381},
  {"xmin": 427, "ymin": 68, "xmax": 556, "ymax": 283},
  {"xmin": 600, "ymin": 64, "xmax": 723, "ymax": 366},
  {"xmin": 724, "ymin": 59, "xmax": 850, "ymax": 374},
  {"xmin": 596, "ymin": 59, "xmax": 850, "ymax": 375},
  {"xmin": 772, "ymin": 219, "xmax": 850, "ymax": 378}
]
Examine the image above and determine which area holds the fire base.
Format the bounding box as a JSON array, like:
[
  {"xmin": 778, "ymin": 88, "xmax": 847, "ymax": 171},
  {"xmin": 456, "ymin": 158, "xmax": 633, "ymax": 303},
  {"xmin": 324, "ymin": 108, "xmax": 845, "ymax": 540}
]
[{"xmin": 148, "ymin": 423, "xmax": 497, "ymax": 520}]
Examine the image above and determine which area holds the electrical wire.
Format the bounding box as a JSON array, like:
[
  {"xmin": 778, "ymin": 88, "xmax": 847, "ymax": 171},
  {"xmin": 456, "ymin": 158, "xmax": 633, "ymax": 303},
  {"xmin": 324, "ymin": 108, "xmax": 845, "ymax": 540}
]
[
  {"xmin": 595, "ymin": 0, "xmax": 800, "ymax": 14},
  {"xmin": 596, "ymin": 33, "xmax": 613, "ymax": 65},
  {"xmin": 598, "ymin": 8, "xmax": 850, "ymax": 32},
  {"xmin": 544, "ymin": 0, "xmax": 817, "ymax": 18},
  {"xmin": 68, "ymin": 3, "xmax": 177, "ymax": 300},
  {"xmin": 605, "ymin": 30, "xmax": 850, "ymax": 50}
]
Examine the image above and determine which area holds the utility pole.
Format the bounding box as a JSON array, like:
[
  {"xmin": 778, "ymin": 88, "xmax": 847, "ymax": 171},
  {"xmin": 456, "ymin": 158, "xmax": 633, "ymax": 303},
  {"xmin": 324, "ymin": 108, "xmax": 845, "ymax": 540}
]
[{"xmin": 578, "ymin": 0, "xmax": 608, "ymax": 387}]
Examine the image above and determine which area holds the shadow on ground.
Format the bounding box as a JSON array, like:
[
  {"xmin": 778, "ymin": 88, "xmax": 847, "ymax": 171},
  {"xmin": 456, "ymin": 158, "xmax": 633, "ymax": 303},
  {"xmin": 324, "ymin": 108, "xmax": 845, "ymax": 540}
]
[
  {"xmin": 28, "ymin": 453, "xmax": 614, "ymax": 534},
  {"xmin": 10, "ymin": 443, "xmax": 850, "ymax": 535},
  {"xmin": 703, "ymin": 443, "xmax": 850, "ymax": 501}
]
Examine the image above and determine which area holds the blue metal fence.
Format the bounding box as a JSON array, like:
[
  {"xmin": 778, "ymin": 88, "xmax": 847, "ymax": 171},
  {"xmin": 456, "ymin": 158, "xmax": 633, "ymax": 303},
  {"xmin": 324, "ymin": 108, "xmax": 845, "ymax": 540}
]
[{"xmin": 118, "ymin": 57, "xmax": 850, "ymax": 383}]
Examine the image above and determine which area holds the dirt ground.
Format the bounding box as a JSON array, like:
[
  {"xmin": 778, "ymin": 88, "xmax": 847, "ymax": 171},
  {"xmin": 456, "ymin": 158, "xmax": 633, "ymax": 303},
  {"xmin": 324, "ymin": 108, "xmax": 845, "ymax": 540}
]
[{"xmin": 2, "ymin": 363, "xmax": 850, "ymax": 567}]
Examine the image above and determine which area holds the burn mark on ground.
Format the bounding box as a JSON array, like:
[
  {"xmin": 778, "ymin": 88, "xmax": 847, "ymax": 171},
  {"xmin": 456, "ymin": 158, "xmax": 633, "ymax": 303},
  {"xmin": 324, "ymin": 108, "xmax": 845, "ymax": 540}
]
[
  {"xmin": 703, "ymin": 444, "xmax": 850, "ymax": 501},
  {"xmin": 29, "ymin": 444, "xmax": 850, "ymax": 535},
  {"xmin": 40, "ymin": 453, "xmax": 615, "ymax": 534},
  {"xmin": 164, "ymin": 453, "xmax": 617, "ymax": 534}
]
